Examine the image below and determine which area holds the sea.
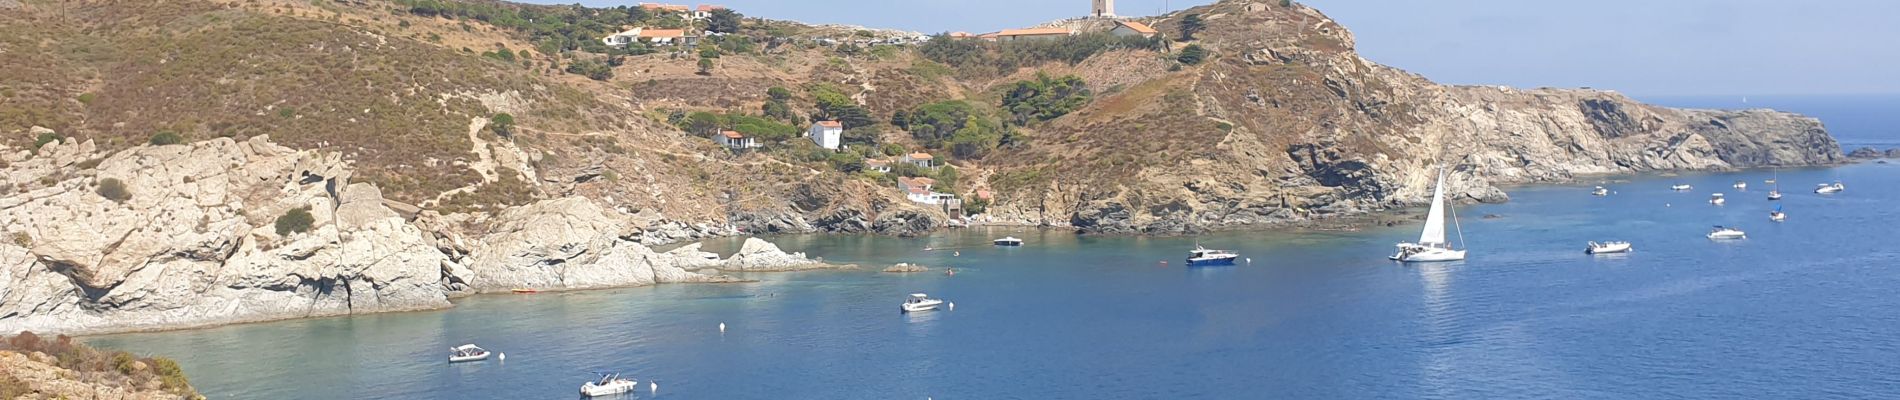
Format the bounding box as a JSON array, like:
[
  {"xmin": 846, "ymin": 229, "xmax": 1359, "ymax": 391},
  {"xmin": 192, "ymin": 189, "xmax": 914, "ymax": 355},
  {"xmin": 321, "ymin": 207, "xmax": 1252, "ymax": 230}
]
[{"xmin": 87, "ymin": 95, "xmax": 1900, "ymax": 399}]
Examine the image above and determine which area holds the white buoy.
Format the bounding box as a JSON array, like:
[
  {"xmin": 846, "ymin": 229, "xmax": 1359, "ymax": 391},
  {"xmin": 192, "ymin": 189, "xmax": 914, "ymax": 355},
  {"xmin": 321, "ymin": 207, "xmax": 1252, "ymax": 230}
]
[
  {"xmin": 948, "ymin": 302, "xmax": 956, "ymax": 311},
  {"xmin": 651, "ymin": 381, "xmax": 658, "ymax": 394},
  {"xmin": 1245, "ymin": 258, "xmax": 1252, "ymax": 264},
  {"xmin": 719, "ymin": 322, "xmax": 726, "ymax": 333},
  {"xmin": 498, "ymin": 352, "xmax": 505, "ymax": 362}
]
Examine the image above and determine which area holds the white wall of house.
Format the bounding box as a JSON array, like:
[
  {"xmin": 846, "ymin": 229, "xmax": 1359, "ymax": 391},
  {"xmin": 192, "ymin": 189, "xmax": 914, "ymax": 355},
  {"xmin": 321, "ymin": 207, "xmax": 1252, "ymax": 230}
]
[{"xmin": 808, "ymin": 124, "xmax": 842, "ymax": 150}]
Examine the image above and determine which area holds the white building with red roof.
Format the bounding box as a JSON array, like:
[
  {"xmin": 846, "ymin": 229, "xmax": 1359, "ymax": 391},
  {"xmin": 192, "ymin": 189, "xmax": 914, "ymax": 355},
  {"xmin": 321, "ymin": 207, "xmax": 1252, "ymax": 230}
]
[
  {"xmin": 1110, "ymin": 20, "xmax": 1158, "ymax": 38},
  {"xmin": 713, "ymin": 130, "xmax": 759, "ymax": 150},
  {"xmin": 808, "ymin": 121, "xmax": 843, "ymax": 150},
  {"xmin": 900, "ymin": 152, "xmax": 935, "ymax": 168}
]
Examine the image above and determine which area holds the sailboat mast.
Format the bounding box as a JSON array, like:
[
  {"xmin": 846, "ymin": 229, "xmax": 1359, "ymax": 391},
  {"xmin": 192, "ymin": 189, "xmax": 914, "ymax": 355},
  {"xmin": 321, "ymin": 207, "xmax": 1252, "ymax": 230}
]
[{"xmin": 1451, "ymin": 191, "xmax": 1466, "ymax": 250}]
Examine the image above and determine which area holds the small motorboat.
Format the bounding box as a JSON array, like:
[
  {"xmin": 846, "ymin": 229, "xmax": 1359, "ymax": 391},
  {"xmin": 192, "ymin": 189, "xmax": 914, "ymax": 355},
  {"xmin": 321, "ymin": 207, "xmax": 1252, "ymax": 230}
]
[
  {"xmin": 993, "ymin": 237, "xmax": 1023, "ymax": 246},
  {"xmin": 901, "ymin": 293, "xmax": 944, "ymax": 313},
  {"xmin": 1815, "ymin": 182, "xmax": 1844, "ymax": 194},
  {"xmin": 1764, "ymin": 178, "xmax": 1777, "ymax": 184},
  {"xmin": 449, "ymin": 344, "xmax": 491, "ymax": 363},
  {"xmin": 1767, "ymin": 190, "xmax": 1783, "ymax": 200},
  {"xmin": 1586, "ymin": 241, "xmax": 1632, "ymax": 254},
  {"xmin": 1708, "ymin": 193, "xmax": 1726, "ymax": 205},
  {"xmin": 1591, "ymin": 186, "xmax": 1610, "ymax": 197},
  {"xmin": 580, "ymin": 372, "xmax": 638, "ymax": 397},
  {"xmin": 1733, "ymin": 181, "xmax": 1747, "ymax": 190},
  {"xmin": 1186, "ymin": 246, "xmax": 1239, "ymax": 266},
  {"xmin": 1671, "ymin": 184, "xmax": 1693, "ymax": 191},
  {"xmin": 1707, "ymin": 226, "xmax": 1747, "ymax": 240}
]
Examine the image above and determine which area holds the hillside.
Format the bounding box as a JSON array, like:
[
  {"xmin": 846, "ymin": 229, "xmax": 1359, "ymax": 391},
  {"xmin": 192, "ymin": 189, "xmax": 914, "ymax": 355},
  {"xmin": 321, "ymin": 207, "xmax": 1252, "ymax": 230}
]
[{"xmin": 0, "ymin": 0, "xmax": 1841, "ymax": 334}]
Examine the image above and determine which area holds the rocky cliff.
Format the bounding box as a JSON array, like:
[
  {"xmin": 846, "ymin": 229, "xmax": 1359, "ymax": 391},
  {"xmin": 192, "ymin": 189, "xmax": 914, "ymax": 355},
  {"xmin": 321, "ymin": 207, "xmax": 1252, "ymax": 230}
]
[
  {"xmin": 0, "ymin": 136, "xmax": 837, "ymax": 335},
  {"xmin": 976, "ymin": 0, "xmax": 1842, "ymax": 233}
]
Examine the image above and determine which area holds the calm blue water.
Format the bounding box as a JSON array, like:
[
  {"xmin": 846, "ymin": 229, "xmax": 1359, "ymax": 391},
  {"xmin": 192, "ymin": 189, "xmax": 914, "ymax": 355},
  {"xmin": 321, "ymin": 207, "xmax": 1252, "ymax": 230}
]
[{"xmin": 85, "ymin": 162, "xmax": 1900, "ymax": 399}]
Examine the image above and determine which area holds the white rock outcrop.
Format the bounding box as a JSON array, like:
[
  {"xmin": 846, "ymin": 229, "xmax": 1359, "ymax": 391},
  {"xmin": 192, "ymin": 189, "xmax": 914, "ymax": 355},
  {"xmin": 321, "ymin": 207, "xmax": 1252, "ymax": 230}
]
[{"xmin": 0, "ymin": 137, "xmax": 823, "ymax": 335}]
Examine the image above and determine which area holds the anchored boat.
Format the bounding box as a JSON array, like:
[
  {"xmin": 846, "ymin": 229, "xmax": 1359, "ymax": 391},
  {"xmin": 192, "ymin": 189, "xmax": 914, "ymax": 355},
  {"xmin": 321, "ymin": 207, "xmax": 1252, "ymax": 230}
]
[
  {"xmin": 1391, "ymin": 169, "xmax": 1467, "ymax": 263},
  {"xmin": 992, "ymin": 237, "xmax": 1023, "ymax": 246},
  {"xmin": 1186, "ymin": 246, "xmax": 1239, "ymax": 266},
  {"xmin": 580, "ymin": 372, "xmax": 637, "ymax": 397},
  {"xmin": 1586, "ymin": 241, "xmax": 1632, "ymax": 254},
  {"xmin": 1707, "ymin": 226, "xmax": 1747, "ymax": 240},
  {"xmin": 901, "ymin": 293, "xmax": 944, "ymax": 313},
  {"xmin": 449, "ymin": 344, "xmax": 491, "ymax": 363}
]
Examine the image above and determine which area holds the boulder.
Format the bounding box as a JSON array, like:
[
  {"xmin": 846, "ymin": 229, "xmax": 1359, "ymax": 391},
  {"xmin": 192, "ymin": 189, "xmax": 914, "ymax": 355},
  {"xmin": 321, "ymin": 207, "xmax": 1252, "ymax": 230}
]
[
  {"xmin": 881, "ymin": 263, "xmax": 930, "ymax": 273},
  {"xmin": 719, "ymin": 238, "xmax": 833, "ymax": 272}
]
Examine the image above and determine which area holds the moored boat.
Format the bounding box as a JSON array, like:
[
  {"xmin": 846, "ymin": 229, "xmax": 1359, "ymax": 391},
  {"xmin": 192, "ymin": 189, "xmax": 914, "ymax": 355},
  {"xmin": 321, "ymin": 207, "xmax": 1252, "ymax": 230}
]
[
  {"xmin": 1733, "ymin": 180, "xmax": 1747, "ymax": 190},
  {"xmin": 1707, "ymin": 226, "xmax": 1747, "ymax": 240},
  {"xmin": 1586, "ymin": 241, "xmax": 1632, "ymax": 254},
  {"xmin": 1768, "ymin": 190, "xmax": 1782, "ymax": 200},
  {"xmin": 1815, "ymin": 182, "xmax": 1844, "ymax": 194},
  {"xmin": 1392, "ymin": 169, "xmax": 1468, "ymax": 263},
  {"xmin": 449, "ymin": 344, "xmax": 491, "ymax": 363},
  {"xmin": 1592, "ymin": 186, "xmax": 1609, "ymax": 197},
  {"xmin": 580, "ymin": 372, "xmax": 637, "ymax": 397},
  {"xmin": 1708, "ymin": 193, "xmax": 1726, "ymax": 205},
  {"xmin": 1671, "ymin": 184, "xmax": 1693, "ymax": 191},
  {"xmin": 993, "ymin": 237, "xmax": 1023, "ymax": 246},
  {"xmin": 1770, "ymin": 204, "xmax": 1786, "ymax": 222},
  {"xmin": 1186, "ymin": 246, "xmax": 1239, "ymax": 266},
  {"xmin": 901, "ymin": 293, "xmax": 944, "ymax": 313}
]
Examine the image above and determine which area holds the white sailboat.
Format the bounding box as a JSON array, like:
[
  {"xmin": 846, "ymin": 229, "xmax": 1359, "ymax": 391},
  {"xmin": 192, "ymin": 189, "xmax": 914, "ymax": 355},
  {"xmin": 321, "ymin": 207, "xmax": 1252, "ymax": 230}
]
[{"xmin": 1391, "ymin": 170, "xmax": 1467, "ymax": 262}]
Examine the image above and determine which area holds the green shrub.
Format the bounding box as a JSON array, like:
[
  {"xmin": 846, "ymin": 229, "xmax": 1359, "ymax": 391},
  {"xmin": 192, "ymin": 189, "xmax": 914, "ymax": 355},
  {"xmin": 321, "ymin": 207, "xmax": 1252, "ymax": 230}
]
[
  {"xmin": 111, "ymin": 351, "xmax": 138, "ymax": 375},
  {"xmin": 275, "ymin": 207, "xmax": 315, "ymax": 236},
  {"xmin": 1177, "ymin": 44, "xmax": 1209, "ymax": 65},
  {"xmin": 96, "ymin": 178, "xmax": 132, "ymax": 203},
  {"xmin": 77, "ymin": 92, "xmax": 96, "ymax": 105},
  {"xmin": 489, "ymin": 113, "xmax": 515, "ymax": 136},
  {"xmin": 1002, "ymin": 73, "xmax": 1091, "ymax": 125},
  {"xmin": 32, "ymin": 132, "xmax": 61, "ymax": 150},
  {"xmin": 150, "ymin": 131, "xmax": 185, "ymax": 145}
]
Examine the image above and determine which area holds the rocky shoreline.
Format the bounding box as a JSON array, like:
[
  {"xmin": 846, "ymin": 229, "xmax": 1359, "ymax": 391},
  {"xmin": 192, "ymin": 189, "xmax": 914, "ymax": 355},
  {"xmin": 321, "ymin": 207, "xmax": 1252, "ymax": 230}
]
[{"xmin": 0, "ymin": 136, "xmax": 845, "ymax": 336}]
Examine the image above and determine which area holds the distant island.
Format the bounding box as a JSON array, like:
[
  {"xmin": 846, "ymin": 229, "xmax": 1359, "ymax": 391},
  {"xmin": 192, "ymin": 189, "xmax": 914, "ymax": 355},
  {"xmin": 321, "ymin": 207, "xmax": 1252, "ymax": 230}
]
[{"xmin": 0, "ymin": 0, "xmax": 1841, "ymax": 336}]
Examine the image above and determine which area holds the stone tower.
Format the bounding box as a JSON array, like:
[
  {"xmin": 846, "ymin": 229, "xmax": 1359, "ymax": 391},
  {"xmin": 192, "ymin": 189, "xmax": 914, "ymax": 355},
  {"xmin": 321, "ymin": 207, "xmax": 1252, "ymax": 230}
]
[{"xmin": 1092, "ymin": 0, "xmax": 1115, "ymax": 17}]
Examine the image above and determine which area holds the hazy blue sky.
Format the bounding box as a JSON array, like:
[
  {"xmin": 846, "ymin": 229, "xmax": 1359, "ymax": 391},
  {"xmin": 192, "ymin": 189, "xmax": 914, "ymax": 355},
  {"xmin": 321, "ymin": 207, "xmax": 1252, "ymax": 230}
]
[{"xmin": 536, "ymin": 0, "xmax": 1900, "ymax": 96}]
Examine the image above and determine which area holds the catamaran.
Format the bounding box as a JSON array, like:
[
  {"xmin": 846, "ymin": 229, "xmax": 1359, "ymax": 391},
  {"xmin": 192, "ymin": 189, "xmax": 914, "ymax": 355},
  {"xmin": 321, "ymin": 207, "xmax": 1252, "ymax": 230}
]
[
  {"xmin": 1391, "ymin": 170, "xmax": 1467, "ymax": 262},
  {"xmin": 1186, "ymin": 246, "xmax": 1240, "ymax": 266},
  {"xmin": 580, "ymin": 372, "xmax": 637, "ymax": 397}
]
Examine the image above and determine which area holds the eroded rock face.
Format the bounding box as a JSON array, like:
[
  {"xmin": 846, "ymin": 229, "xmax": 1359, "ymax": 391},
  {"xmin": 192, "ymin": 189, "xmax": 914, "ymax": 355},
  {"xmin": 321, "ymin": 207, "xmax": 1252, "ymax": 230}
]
[
  {"xmin": 0, "ymin": 136, "xmax": 450, "ymax": 334},
  {"xmin": 0, "ymin": 138, "xmax": 825, "ymax": 335}
]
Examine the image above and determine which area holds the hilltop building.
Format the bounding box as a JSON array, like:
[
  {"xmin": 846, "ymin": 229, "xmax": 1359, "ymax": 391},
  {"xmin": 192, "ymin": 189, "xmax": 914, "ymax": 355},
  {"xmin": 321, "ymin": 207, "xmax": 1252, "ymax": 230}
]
[
  {"xmin": 1110, "ymin": 20, "xmax": 1157, "ymax": 38},
  {"xmin": 808, "ymin": 121, "xmax": 843, "ymax": 150},
  {"xmin": 1092, "ymin": 0, "xmax": 1115, "ymax": 17}
]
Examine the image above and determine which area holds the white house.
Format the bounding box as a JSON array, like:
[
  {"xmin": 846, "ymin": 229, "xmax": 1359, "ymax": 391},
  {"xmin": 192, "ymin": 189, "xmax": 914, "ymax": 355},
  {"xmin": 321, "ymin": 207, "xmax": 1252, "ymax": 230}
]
[
  {"xmin": 601, "ymin": 27, "xmax": 694, "ymax": 47},
  {"xmin": 1109, "ymin": 20, "xmax": 1157, "ymax": 38},
  {"xmin": 898, "ymin": 176, "xmax": 956, "ymax": 205},
  {"xmin": 713, "ymin": 130, "xmax": 759, "ymax": 150},
  {"xmin": 900, "ymin": 152, "xmax": 935, "ymax": 168},
  {"xmin": 808, "ymin": 121, "xmax": 843, "ymax": 150},
  {"xmin": 692, "ymin": 5, "xmax": 725, "ymax": 19},
  {"xmin": 993, "ymin": 28, "xmax": 1073, "ymax": 42},
  {"xmin": 602, "ymin": 28, "xmax": 644, "ymax": 46}
]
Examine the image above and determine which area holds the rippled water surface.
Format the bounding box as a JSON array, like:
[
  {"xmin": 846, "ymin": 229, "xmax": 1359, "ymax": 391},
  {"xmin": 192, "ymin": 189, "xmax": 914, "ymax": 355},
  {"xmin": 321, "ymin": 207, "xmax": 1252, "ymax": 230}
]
[{"xmin": 88, "ymin": 162, "xmax": 1900, "ymax": 399}]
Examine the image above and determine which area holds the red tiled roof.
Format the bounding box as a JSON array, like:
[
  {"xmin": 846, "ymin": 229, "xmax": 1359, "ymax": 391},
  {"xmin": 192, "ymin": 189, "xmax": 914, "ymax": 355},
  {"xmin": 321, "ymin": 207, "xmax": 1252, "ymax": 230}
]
[
  {"xmin": 976, "ymin": 189, "xmax": 993, "ymax": 200},
  {"xmin": 721, "ymin": 130, "xmax": 745, "ymax": 139},
  {"xmin": 1116, "ymin": 21, "xmax": 1158, "ymax": 34},
  {"xmin": 639, "ymin": 29, "xmax": 686, "ymax": 38},
  {"xmin": 908, "ymin": 152, "xmax": 933, "ymax": 160},
  {"xmin": 866, "ymin": 159, "xmax": 890, "ymax": 167},
  {"xmin": 910, "ymin": 177, "xmax": 936, "ymax": 186},
  {"xmin": 996, "ymin": 28, "xmax": 1072, "ymax": 37},
  {"xmin": 948, "ymin": 32, "xmax": 974, "ymax": 38},
  {"xmin": 640, "ymin": 3, "xmax": 689, "ymax": 11},
  {"xmin": 816, "ymin": 121, "xmax": 842, "ymax": 128},
  {"xmin": 696, "ymin": 5, "xmax": 724, "ymax": 12}
]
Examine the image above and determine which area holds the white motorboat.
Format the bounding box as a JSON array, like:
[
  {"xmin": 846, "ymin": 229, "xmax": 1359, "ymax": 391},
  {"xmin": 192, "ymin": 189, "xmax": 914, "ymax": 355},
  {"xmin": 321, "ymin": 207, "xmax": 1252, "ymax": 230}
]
[
  {"xmin": 1586, "ymin": 241, "xmax": 1632, "ymax": 254},
  {"xmin": 993, "ymin": 237, "xmax": 1023, "ymax": 246},
  {"xmin": 1708, "ymin": 193, "xmax": 1726, "ymax": 205},
  {"xmin": 1707, "ymin": 226, "xmax": 1747, "ymax": 240},
  {"xmin": 1592, "ymin": 186, "xmax": 1609, "ymax": 197},
  {"xmin": 1815, "ymin": 182, "xmax": 1844, "ymax": 194},
  {"xmin": 449, "ymin": 344, "xmax": 490, "ymax": 363},
  {"xmin": 1733, "ymin": 181, "xmax": 1747, "ymax": 190},
  {"xmin": 580, "ymin": 372, "xmax": 637, "ymax": 397},
  {"xmin": 1186, "ymin": 246, "xmax": 1239, "ymax": 266},
  {"xmin": 1391, "ymin": 169, "xmax": 1468, "ymax": 263},
  {"xmin": 1671, "ymin": 184, "xmax": 1693, "ymax": 191},
  {"xmin": 901, "ymin": 293, "xmax": 944, "ymax": 313}
]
